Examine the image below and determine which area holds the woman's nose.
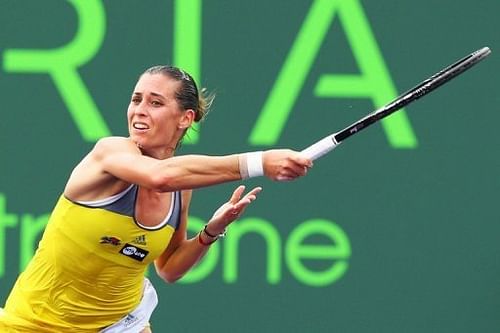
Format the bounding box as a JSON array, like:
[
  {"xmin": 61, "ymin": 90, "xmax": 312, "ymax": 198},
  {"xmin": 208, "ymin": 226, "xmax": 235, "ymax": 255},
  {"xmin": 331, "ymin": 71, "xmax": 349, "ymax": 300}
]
[{"xmin": 134, "ymin": 102, "xmax": 148, "ymax": 116}]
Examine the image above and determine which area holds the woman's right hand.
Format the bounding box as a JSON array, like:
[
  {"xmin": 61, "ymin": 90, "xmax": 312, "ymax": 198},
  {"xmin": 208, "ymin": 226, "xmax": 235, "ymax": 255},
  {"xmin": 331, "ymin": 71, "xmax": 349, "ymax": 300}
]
[{"xmin": 262, "ymin": 149, "xmax": 313, "ymax": 181}]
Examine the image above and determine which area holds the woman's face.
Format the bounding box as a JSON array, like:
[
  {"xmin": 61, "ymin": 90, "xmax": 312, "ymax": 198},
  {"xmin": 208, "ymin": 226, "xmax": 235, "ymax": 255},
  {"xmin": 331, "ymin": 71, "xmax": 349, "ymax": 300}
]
[{"xmin": 127, "ymin": 73, "xmax": 193, "ymax": 156}]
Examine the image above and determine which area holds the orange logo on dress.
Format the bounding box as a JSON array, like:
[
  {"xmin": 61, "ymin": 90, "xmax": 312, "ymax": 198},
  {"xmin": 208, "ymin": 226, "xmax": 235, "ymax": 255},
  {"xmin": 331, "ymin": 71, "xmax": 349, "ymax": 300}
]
[{"xmin": 100, "ymin": 236, "xmax": 122, "ymax": 246}]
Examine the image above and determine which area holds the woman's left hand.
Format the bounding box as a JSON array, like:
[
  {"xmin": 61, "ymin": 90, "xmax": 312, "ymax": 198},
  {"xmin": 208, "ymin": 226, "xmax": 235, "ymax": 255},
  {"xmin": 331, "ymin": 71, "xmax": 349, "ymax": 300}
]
[{"xmin": 205, "ymin": 185, "xmax": 262, "ymax": 235}]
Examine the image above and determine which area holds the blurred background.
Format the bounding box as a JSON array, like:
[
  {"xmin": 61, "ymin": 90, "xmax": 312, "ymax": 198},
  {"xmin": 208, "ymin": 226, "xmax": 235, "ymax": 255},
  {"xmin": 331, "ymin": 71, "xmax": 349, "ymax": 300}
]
[{"xmin": 1, "ymin": 0, "xmax": 499, "ymax": 332}]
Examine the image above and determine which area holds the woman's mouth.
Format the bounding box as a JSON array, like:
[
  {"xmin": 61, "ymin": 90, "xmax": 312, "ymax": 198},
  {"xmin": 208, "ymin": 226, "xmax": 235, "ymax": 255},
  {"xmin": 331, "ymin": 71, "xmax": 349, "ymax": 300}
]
[{"xmin": 133, "ymin": 122, "xmax": 150, "ymax": 130}]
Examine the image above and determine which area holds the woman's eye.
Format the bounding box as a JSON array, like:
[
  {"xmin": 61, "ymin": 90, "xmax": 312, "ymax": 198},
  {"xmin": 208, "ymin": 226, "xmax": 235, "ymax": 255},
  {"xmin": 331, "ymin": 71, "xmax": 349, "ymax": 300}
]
[{"xmin": 151, "ymin": 100, "xmax": 162, "ymax": 106}]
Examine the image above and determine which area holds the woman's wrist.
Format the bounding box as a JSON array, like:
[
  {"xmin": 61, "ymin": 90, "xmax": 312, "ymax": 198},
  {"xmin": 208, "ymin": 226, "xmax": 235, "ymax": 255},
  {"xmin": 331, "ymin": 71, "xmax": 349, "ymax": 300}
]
[
  {"xmin": 198, "ymin": 230, "xmax": 217, "ymax": 246},
  {"xmin": 239, "ymin": 152, "xmax": 264, "ymax": 179},
  {"xmin": 198, "ymin": 224, "xmax": 226, "ymax": 246},
  {"xmin": 203, "ymin": 224, "xmax": 226, "ymax": 239}
]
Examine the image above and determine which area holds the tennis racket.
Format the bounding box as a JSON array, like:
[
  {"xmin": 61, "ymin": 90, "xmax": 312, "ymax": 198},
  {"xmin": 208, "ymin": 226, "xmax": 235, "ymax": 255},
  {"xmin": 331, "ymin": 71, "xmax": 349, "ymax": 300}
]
[{"xmin": 301, "ymin": 46, "xmax": 492, "ymax": 160}]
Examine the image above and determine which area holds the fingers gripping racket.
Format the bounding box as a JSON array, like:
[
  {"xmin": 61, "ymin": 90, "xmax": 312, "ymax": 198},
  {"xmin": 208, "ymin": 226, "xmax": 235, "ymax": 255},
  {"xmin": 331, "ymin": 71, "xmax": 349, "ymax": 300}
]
[{"xmin": 301, "ymin": 46, "xmax": 492, "ymax": 160}]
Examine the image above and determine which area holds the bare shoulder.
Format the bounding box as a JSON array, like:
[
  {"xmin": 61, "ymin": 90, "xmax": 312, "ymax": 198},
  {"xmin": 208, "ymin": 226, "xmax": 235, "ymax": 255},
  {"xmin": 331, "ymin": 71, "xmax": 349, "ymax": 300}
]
[
  {"xmin": 92, "ymin": 136, "xmax": 139, "ymax": 158},
  {"xmin": 64, "ymin": 136, "xmax": 136, "ymax": 200}
]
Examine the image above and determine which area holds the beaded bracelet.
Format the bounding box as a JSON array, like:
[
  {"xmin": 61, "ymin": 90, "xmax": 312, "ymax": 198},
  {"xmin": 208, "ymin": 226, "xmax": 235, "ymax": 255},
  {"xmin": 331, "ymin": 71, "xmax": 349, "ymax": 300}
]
[{"xmin": 198, "ymin": 231, "xmax": 217, "ymax": 246}]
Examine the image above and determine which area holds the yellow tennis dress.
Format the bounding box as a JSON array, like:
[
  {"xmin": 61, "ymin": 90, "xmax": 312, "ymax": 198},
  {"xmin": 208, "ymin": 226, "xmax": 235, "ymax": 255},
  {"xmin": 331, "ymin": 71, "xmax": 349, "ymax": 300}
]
[{"xmin": 0, "ymin": 185, "xmax": 181, "ymax": 332}]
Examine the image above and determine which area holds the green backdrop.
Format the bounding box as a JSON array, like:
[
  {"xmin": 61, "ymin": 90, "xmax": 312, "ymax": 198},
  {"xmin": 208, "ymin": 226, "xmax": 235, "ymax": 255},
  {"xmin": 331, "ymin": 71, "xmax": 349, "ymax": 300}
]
[{"xmin": 1, "ymin": 0, "xmax": 499, "ymax": 332}]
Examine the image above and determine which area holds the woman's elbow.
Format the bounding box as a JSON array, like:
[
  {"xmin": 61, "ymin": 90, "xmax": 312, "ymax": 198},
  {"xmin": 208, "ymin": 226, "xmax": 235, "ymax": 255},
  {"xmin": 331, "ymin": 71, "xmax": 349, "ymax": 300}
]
[
  {"xmin": 155, "ymin": 263, "xmax": 183, "ymax": 283},
  {"xmin": 158, "ymin": 270, "xmax": 183, "ymax": 284}
]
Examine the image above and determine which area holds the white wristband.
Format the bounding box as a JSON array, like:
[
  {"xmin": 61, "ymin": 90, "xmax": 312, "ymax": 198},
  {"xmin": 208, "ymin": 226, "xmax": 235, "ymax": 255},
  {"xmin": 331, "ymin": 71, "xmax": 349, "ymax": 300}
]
[
  {"xmin": 239, "ymin": 152, "xmax": 264, "ymax": 179},
  {"xmin": 247, "ymin": 151, "xmax": 264, "ymax": 178}
]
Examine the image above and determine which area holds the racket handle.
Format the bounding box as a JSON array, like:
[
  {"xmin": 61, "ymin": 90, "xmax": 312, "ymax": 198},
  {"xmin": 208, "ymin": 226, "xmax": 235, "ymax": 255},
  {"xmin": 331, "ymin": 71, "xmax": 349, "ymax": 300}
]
[{"xmin": 301, "ymin": 135, "xmax": 340, "ymax": 160}]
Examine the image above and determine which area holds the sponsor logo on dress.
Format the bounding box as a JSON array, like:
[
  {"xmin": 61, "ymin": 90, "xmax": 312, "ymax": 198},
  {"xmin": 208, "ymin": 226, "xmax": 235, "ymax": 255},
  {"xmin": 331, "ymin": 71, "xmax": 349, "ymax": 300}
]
[
  {"xmin": 132, "ymin": 234, "xmax": 147, "ymax": 245},
  {"xmin": 100, "ymin": 236, "xmax": 122, "ymax": 246},
  {"xmin": 119, "ymin": 243, "xmax": 149, "ymax": 262},
  {"xmin": 124, "ymin": 313, "xmax": 139, "ymax": 327}
]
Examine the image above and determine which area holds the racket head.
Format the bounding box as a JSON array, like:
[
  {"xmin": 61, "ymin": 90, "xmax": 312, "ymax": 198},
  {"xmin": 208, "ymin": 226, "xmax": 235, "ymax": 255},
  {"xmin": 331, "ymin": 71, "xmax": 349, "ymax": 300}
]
[
  {"xmin": 333, "ymin": 46, "xmax": 492, "ymax": 142},
  {"xmin": 302, "ymin": 46, "xmax": 492, "ymax": 160}
]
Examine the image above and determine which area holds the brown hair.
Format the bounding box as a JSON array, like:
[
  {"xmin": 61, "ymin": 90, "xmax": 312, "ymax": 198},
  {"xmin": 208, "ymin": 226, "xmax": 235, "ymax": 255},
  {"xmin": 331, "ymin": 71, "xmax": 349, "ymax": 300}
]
[{"xmin": 142, "ymin": 65, "xmax": 214, "ymax": 123}]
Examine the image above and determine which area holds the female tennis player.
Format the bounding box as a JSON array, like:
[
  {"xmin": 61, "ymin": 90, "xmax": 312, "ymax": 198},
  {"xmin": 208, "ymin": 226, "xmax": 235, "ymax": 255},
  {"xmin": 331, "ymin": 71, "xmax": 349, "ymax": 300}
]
[{"xmin": 0, "ymin": 66, "xmax": 312, "ymax": 332}]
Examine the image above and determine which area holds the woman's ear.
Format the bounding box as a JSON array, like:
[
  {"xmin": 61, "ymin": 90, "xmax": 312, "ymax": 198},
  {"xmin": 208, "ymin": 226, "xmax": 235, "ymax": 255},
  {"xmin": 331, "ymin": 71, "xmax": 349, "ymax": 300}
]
[{"xmin": 178, "ymin": 109, "xmax": 195, "ymax": 129}]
